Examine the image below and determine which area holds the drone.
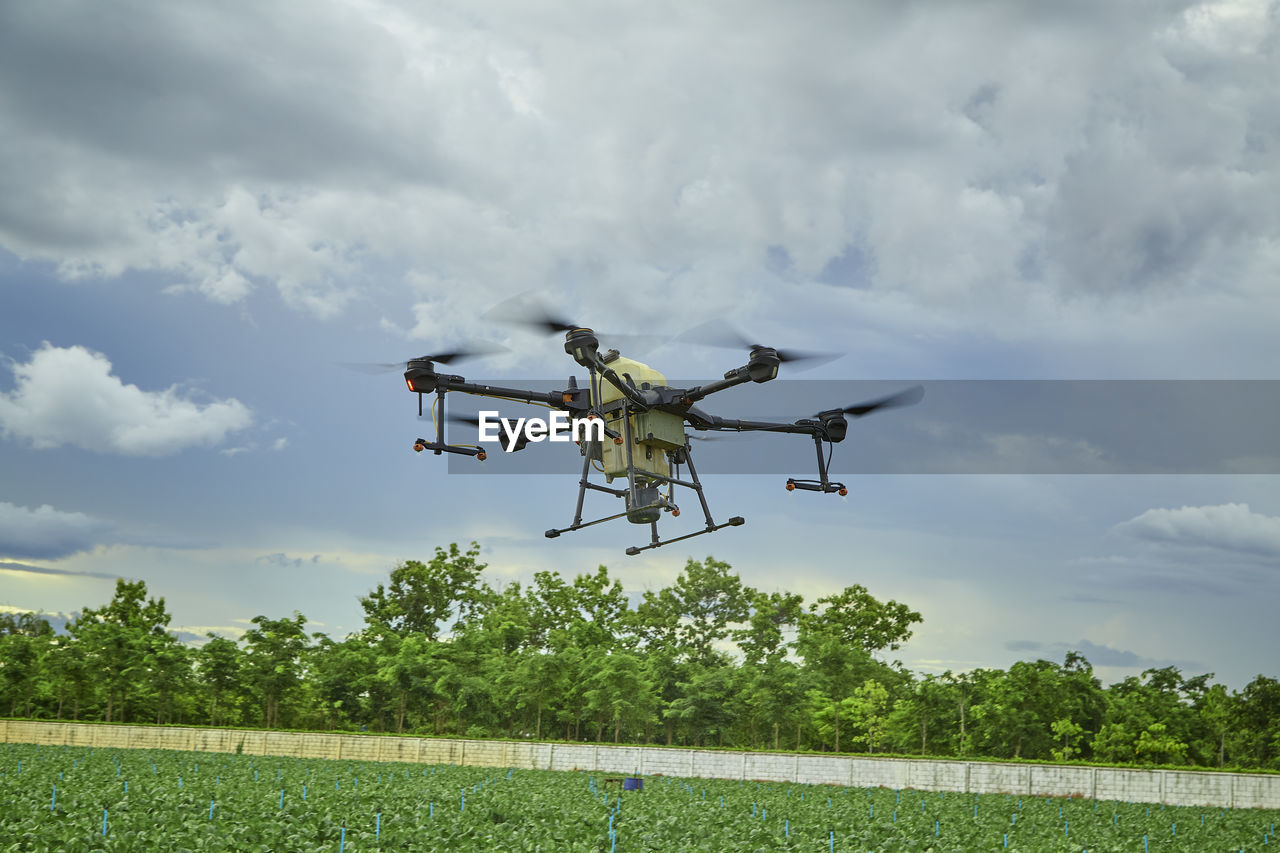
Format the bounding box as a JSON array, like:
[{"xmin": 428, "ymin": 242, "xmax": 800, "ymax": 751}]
[{"xmin": 394, "ymin": 313, "xmax": 922, "ymax": 555}]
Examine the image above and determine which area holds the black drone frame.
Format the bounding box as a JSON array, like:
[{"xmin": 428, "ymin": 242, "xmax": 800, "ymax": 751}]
[{"xmin": 404, "ymin": 328, "xmax": 919, "ymax": 554}]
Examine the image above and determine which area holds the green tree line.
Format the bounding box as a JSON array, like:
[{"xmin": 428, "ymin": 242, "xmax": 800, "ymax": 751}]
[{"xmin": 2, "ymin": 543, "xmax": 1277, "ymax": 771}]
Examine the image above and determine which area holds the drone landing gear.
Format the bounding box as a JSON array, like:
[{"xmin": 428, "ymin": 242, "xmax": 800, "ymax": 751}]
[
  {"xmin": 624, "ymin": 515, "xmax": 745, "ymax": 556},
  {"xmin": 544, "ymin": 439, "xmax": 745, "ymax": 555},
  {"xmin": 786, "ymin": 478, "xmax": 846, "ymax": 494},
  {"xmin": 784, "ymin": 434, "xmax": 847, "ymax": 495}
]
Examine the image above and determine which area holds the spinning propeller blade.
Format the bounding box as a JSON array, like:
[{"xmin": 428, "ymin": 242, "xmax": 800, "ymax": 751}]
[
  {"xmin": 339, "ymin": 342, "xmax": 506, "ymax": 374},
  {"xmin": 484, "ymin": 293, "xmax": 585, "ymax": 334},
  {"xmin": 840, "ymin": 384, "xmax": 924, "ymax": 417},
  {"xmin": 678, "ymin": 319, "xmax": 842, "ymax": 368},
  {"xmin": 484, "ymin": 293, "xmax": 665, "ymax": 353}
]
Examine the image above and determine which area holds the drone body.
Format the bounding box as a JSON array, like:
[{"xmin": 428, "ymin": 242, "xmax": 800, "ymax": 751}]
[{"xmin": 402, "ymin": 326, "xmax": 922, "ymax": 554}]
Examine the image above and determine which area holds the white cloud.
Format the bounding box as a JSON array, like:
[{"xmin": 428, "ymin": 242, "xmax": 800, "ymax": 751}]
[
  {"xmin": 0, "ymin": 502, "xmax": 114, "ymax": 560},
  {"xmin": 0, "ymin": 343, "xmax": 252, "ymax": 456},
  {"xmin": 1116, "ymin": 502, "xmax": 1280, "ymax": 560}
]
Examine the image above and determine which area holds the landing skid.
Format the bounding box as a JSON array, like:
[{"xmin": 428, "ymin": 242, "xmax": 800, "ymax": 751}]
[{"xmin": 544, "ymin": 432, "xmax": 745, "ymax": 555}]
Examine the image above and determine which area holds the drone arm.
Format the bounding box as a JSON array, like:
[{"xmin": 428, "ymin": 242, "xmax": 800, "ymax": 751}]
[
  {"xmin": 684, "ymin": 407, "xmax": 821, "ymax": 437},
  {"xmin": 429, "ymin": 374, "xmax": 590, "ymax": 413},
  {"xmin": 681, "ymin": 367, "xmax": 753, "ymax": 405}
]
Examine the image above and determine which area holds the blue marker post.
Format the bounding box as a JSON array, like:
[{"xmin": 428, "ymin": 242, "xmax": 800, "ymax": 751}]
[
  {"xmin": 102, "ymin": 808, "xmax": 108, "ymax": 836},
  {"xmin": 50, "ymin": 785, "xmax": 56, "ymax": 811}
]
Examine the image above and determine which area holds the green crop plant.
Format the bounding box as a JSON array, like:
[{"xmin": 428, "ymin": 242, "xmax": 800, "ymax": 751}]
[{"xmin": 2, "ymin": 743, "xmax": 1278, "ymax": 851}]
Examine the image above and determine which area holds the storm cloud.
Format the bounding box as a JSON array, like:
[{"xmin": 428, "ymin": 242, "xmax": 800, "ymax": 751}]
[{"xmin": 0, "ymin": 502, "xmax": 114, "ymax": 560}]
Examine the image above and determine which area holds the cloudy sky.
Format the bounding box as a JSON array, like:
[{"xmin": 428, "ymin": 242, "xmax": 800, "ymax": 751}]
[{"xmin": 2, "ymin": 0, "xmax": 1277, "ymax": 688}]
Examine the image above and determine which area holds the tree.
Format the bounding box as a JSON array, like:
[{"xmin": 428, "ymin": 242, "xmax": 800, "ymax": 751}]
[
  {"xmin": 584, "ymin": 651, "xmax": 657, "ymax": 743},
  {"xmin": 0, "ymin": 614, "xmax": 53, "ymax": 717},
  {"xmin": 1136, "ymin": 722, "xmax": 1188, "ymax": 765},
  {"xmin": 377, "ymin": 633, "xmax": 443, "ymax": 733},
  {"xmin": 638, "ymin": 557, "xmax": 753, "ymax": 665},
  {"xmin": 69, "ymin": 579, "xmax": 175, "ymax": 723},
  {"xmin": 886, "ymin": 674, "xmax": 958, "ymax": 755},
  {"xmin": 1094, "ymin": 667, "xmax": 1199, "ymax": 765},
  {"xmin": 846, "ymin": 679, "xmax": 892, "ymax": 753},
  {"xmin": 1235, "ymin": 675, "xmax": 1280, "ymax": 769},
  {"xmin": 970, "ymin": 661, "xmax": 1067, "ymax": 760},
  {"xmin": 734, "ymin": 591, "xmax": 803, "ymax": 666},
  {"xmin": 797, "ymin": 585, "xmax": 920, "ymax": 753},
  {"xmin": 242, "ymin": 612, "xmax": 310, "ymax": 728},
  {"xmin": 141, "ymin": 634, "xmax": 192, "ymax": 724},
  {"xmin": 1050, "ymin": 718, "xmax": 1084, "ymax": 761},
  {"xmin": 360, "ymin": 543, "xmax": 487, "ymax": 640},
  {"xmin": 502, "ymin": 648, "xmax": 570, "ymax": 739},
  {"xmin": 1196, "ymin": 683, "xmax": 1236, "ymax": 768},
  {"xmin": 741, "ymin": 656, "xmax": 804, "ymax": 750},
  {"xmin": 311, "ymin": 635, "xmax": 379, "ymax": 730},
  {"xmin": 664, "ymin": 660, "xmax": 742, "ymax": 747},
  {"xmin": 196, "ymin": 635, "xmax": 244, "ymax": 727}
]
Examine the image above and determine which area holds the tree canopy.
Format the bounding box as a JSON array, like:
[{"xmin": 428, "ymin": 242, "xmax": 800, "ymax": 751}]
[{"xmin": 3, "ymin": 546, "xmax": 1277, "ymax": 772}]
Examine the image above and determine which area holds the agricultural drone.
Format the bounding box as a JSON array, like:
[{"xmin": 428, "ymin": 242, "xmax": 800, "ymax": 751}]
[{"xmin": 388, "ymin": 309, "xmax": 922, "ymax": 555}]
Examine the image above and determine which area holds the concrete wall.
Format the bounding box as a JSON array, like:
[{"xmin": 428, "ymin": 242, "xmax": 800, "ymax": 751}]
[{"xmin": 3, "ymin": 719, "xmax": 1276, "ymax": 809}]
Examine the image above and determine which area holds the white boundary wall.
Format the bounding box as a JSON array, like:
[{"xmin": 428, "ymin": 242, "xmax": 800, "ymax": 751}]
[{"xmin": 3, "ymin": 720, "xmax": 1277, "ymax": 809}]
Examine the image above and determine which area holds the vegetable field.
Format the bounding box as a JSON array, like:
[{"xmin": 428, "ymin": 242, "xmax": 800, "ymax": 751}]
[{"xmin": 1, "ymin": 744, "xmax": 1277, "ymax": 851}]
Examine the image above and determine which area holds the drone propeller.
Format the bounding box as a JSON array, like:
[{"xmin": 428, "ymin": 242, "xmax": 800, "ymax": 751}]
[
  {"xmin": 340, "ymin": 342, "xmax": 507, "ymax": 374},
  {"xmin": 838, "ymin": 384, "xmax": 925, "ymax": 417},
  {"xmin": 483, "ymin": 293, "xmax": 592, "ymax": 334},
  {"xmin": 483, "ymin": 293, "xmax": 665, "ymax": 353},
  {"xmin": 678, "ymin": 319, "xmax": 842, "ymax": 369}
]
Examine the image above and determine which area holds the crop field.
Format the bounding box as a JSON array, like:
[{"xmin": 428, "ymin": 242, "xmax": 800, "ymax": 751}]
[{"xmin": 1, "ymin": 744, "xmax": 1278, "ymax": 851}]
